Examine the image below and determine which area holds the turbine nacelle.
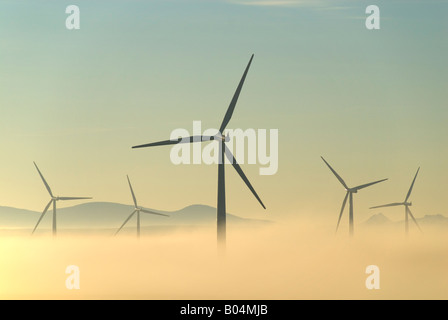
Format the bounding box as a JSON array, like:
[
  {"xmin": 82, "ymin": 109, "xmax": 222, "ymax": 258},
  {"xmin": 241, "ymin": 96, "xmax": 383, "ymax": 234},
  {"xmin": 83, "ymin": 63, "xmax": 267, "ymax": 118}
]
[
  {"xmin": 405, "ymin": 201, "xmax": 412, "ymax": 207},
  {"xmin": 212, "ymin": 133, "xmax": 230, "ymax": 142},
  {"xmin": 347, "ymin": 188, "xmax": 358, "ymax": 194}
]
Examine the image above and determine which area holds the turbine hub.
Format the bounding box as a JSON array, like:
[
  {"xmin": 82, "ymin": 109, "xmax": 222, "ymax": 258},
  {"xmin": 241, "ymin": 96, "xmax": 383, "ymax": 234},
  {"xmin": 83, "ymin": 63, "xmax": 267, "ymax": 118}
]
[{"xmin": 213, "ymin": 133, "xmax": 230, "ymax": 142}]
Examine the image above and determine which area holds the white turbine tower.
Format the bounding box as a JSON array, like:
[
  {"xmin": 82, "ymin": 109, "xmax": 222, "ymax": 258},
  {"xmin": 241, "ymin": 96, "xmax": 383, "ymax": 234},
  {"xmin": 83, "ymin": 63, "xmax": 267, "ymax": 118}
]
[
  {"xmin": 115, "ymin": 175, "xmax": 169, "ymax": 238},
  {"xmin": 32, "ymin": 162, "xmax": 92, "ymax": 236},
  {"xmin": 321, "ymin": 157, "xmax": 388, "ymax": 237},
  {"xmin": 370, "ymin": 167, "xmax": 422, "ymax": 235}
]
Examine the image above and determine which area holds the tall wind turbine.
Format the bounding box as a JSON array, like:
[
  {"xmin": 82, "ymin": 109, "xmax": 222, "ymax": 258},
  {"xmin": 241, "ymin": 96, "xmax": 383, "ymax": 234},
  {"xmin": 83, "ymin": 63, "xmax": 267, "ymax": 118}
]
[
  {"xmin": 370, "ymin": 167, "xmax": 422, "ymax": 235},
  {"xmin": 132, "ymin": 54, "xmax": 266, "ymax": 251},
  {"xmin": 321, "ymin": 157, "xmax": 388, "ymax": 236},
  {"xmin": 115, "ymin": 175, "xmax": 169, "ymax": 238},
  {"xmin": 32, "ymin": 162, "xmax": 92, "ymax": 236}
]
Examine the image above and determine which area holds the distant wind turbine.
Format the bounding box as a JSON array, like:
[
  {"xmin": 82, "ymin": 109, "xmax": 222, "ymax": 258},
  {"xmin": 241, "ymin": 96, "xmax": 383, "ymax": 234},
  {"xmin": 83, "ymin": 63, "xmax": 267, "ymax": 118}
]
[
  {"xmin": 321, "ymin": 157, "xmax": 388, "ymax": 236},
  {"xmin": 32, "ymin": 162, "xmax": 92, "ymax": 236},
  {"xmin": 132, "ymin": 54, "xmax": 266, "ymax": 251},
  {"xmin": 370, "ymin": 167, "xmax": 422, "ymax": 235},
  {"xmin": 115, "ymin": 175, "xmax": 169, "ymax": 238}
]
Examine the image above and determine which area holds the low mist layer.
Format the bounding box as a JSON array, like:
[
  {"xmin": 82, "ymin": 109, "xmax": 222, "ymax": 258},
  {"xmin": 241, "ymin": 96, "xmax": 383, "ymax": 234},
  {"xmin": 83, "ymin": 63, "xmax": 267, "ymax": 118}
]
[{"xmin": 0, "ymin": 218, "xmax": 447, "ymax": 300}]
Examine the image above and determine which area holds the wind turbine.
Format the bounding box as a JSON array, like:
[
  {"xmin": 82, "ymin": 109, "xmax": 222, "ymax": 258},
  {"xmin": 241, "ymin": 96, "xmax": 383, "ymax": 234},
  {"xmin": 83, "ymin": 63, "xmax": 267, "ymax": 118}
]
[
  {"xmin": 321, "ymin": 157, "xmax": 388, "ymax": 236},
  {"xmin": 370, "ymin": 167, "xmax": 422, "ymax": 235},
  {"xmin": 132, "ymin": 54, "xmax": 266, "ymax": 251},
  {"xmin": 32, "ymin": 162, "xmax": 92, "ymax": 236},
  {"xmin": 115, "ymin": 175, "xmax": 169, "ymax": 238}
]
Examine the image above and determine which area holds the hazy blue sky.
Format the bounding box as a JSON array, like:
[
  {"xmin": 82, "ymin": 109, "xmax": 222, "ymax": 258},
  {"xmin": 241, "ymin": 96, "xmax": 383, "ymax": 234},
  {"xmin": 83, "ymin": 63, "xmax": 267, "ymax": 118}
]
[{"xmin": 0, "ymin": 0, "xmax": 447, "ymax": 226}]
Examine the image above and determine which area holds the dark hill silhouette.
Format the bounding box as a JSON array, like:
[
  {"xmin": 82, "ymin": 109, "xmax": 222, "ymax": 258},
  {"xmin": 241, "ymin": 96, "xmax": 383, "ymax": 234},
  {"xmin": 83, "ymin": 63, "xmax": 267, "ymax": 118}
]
[
  {"xmin": 0, "ymin": 206, "xmax": 37, "ymax": 228},
  {"xmin": 0, "ymin": 202, "xmax": 272, "ymax": 233},
  {"xmin": 362, "ymin": 213, "xmax": 448, "ymax": 231},
  {"xmin": 364, "ymin": 213, "xmax": 392, "ymax": 226}
]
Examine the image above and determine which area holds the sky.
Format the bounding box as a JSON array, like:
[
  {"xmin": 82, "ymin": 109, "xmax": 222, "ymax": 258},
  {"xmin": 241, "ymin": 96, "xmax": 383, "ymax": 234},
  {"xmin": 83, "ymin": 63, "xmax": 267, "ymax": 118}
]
[{"xmin": 0, "ymin": 0, "xmax": 447, "ymax": 227}]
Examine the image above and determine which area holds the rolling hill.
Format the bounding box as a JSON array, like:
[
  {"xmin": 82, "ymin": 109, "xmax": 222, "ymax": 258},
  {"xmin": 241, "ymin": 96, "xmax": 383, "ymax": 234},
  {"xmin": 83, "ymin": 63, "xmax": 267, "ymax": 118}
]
[
  {"xmin": 363, "ymin": 212, "xmax": 448, "ymax": 231},
  {"xmin": 0, "ymin": 202, "xmax": 272, "ymax": 234}
]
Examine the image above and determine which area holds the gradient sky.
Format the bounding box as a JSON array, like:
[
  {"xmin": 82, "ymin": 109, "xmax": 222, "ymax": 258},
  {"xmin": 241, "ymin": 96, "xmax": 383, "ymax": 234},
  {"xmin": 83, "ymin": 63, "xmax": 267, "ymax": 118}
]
[{"xmin": 0, "ymin": 0, "xmax": 447, "ymax": 225}]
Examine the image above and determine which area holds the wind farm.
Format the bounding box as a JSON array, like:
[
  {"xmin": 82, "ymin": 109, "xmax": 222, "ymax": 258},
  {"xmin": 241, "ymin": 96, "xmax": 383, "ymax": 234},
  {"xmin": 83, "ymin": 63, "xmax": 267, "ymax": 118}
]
[
  {"xmin": 0, "ymin": 48, "xmax": 445, "ymax": 299},
  {"xmin": 1, "ymin": 0, "xmax": 447, "ymax": 301},
  {"xmin": 0, "ymin": 152, "xmax": 445, "ymax": 300}
]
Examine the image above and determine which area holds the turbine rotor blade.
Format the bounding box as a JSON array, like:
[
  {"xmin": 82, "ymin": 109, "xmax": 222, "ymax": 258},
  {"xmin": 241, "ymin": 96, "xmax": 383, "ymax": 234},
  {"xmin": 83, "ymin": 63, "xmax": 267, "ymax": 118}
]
[
  {"xmin": 320, "ymin": 157, "xmax": 349, "ymax": 190},
  {"xmin": 132, "ymin": 136, "xmax": 214, "ymax": 149},
  {"xmin": 407, "ymin": 207, "xmax": 423, "ymax": 233},
  {"xmin": 353, "ymin": 178, "xmax": 388, "ymax": 191},
  {"xmin": 58, "ymin": 197, "xmax": 92, "ymax": 200},
  {"xmin": 140, "ymin": 208, "xmax": 169, "ymax": 217},
  {"xmin": 224, "ymin": 144, "xmax": 266, "ymax": 209},
  {"xmin": 336, "ymin": 192, "xmax": 349, "ymax": 234},
  {"xmin": 405, "ymin": 167, "xmax": 420, "ymax": 202},
  {"xmin": 32, "ymin": 200, "xmax": 53, "ymax": 234},
  {"xmin": 33, "ymin": 162, "xmax": 53, "ymax": 197},
  {"xmin": 115, "ymin": 210, "xmax": 137, "ymax": 236},
  {"xmin": 369, "ymin": 202, "xmax": 403, "ymax": 209},
  {"xmin": 127, "ymin": 175, "xmax": 138, "ymax": 207},
  {"xmin": 219, "ymin": 54, "xmax": 254, "ymax": 133}
]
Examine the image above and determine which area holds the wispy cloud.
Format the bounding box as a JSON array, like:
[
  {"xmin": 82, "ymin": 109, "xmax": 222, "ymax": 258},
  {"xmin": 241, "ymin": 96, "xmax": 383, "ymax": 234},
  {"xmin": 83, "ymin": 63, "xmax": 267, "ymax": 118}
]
[
  {"xmin": 228, "ymin": 0, "xmax": 323, "ymax": 7},
  {"xmin": 229, "ymin": 0, "xmax": 448, "ymax": 8},
  {"xmin": 226, "ymin": 0, "xmax": 359, "ymax": 10},
  {"xmin": 226, "ymin": 0, "xmax": 362, "ymax": 19}
]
